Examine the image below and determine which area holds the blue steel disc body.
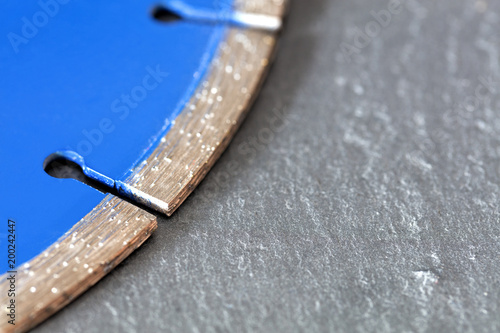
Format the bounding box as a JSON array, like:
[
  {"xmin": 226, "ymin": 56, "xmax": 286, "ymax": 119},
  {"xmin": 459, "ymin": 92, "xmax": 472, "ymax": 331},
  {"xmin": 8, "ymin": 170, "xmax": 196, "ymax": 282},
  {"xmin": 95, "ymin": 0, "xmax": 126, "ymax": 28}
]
[{"xmin": 0, "ymin": 0, "xmax": 232, "ymax": 273}]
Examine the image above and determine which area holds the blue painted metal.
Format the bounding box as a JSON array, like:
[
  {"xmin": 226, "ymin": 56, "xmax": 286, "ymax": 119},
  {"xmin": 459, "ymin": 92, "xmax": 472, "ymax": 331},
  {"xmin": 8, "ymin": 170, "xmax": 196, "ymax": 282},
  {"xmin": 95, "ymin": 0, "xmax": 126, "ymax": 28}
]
[
  {"xmin": 162, "ymin": 0, "xmax": 234, "ymax": 25},
  {"xmin": 44, "ymin": 151, "xmax": 170, "ymax": 214},
  {"xmin": 161, "ymin": 0, "xmax": 281, "ymax": 30},
  {"xmin": 0, "ymin": 0, "xmax": 233, "ymax": 274}
]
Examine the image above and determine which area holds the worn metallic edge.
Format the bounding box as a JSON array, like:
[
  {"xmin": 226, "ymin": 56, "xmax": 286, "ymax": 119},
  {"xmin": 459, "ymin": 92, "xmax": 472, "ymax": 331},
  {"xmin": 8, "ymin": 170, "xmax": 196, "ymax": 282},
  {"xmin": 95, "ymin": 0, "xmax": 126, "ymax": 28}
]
[
  {"xmin": 127, "ymin": 29, "xmax": 279, "ymax": 215},
  {"xmin": 0, "ymin": 1, "xmax": 285, "ymax": 332},
  {"xmin": 0, "ymin": 198, "xmax": 157, "ymax": 333}
]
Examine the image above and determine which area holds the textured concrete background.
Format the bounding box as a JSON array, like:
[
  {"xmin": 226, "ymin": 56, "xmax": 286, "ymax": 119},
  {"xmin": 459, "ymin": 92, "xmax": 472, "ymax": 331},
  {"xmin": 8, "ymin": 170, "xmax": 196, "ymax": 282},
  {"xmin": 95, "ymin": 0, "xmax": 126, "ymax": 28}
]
[{"xmin": 35, "ymin": 0, "xmax": 500, "ymax": 332}]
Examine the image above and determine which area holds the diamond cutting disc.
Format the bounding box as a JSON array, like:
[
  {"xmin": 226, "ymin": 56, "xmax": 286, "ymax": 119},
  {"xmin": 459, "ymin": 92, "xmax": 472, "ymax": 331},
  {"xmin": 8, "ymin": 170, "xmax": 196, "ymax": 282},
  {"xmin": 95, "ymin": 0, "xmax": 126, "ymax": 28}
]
[{"xmin": 0, "ymin": 0, "xmax": 286, "ymax": 331}]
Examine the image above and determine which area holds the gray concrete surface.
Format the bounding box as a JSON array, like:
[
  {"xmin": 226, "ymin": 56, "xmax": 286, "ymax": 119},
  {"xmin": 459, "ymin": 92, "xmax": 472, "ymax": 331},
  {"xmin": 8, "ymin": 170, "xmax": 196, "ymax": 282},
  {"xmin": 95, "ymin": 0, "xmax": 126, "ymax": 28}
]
[{"xmin": 35, "ymin": 0, "xmax": 500, "ymax": 332}]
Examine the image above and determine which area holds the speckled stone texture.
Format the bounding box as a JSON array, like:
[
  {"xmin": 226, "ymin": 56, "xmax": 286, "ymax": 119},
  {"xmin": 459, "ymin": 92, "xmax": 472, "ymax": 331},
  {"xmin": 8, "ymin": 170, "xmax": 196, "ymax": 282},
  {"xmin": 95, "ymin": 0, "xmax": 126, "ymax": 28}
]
[{"xmin": 35, "ymin": 0, "xmax": 500, "ymax": 332}]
